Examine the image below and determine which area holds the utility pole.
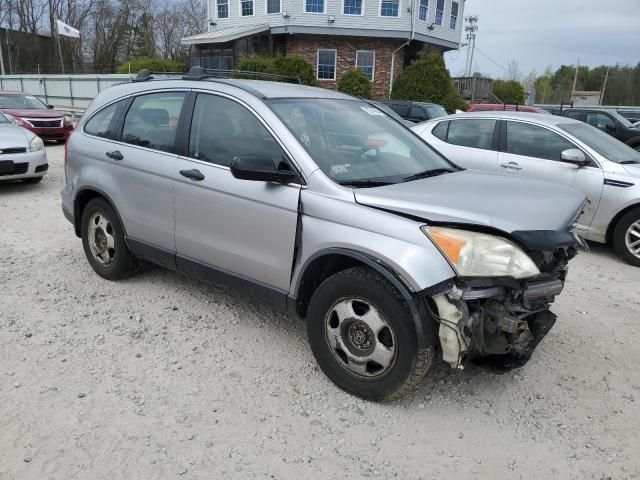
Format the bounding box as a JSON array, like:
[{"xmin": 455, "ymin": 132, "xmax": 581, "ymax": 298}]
[
  {"xmin": 464, "ymin": 15, "xmax": 479, "ymax": 77},
  {"xmin": 570, "ymin": 58, "xmax": 580, "ymax": 101},
  {"xmin": 600, "ymin": 68, "xmax": 610, "ymax": 105}
]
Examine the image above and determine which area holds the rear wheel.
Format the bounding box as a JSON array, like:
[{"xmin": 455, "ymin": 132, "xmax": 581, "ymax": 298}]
[
  {"xmin": 612, "ymin": 207, "xmax": 640, "ymax": 267},
  {"xmin": 21, "ymin": 176, "xmax": 43, "ymax": 184},
  {"xmin": 307, "ymin": 267, "xmax": 433, "ymax": 401},
  {"xmin": 81, "ymin": 197, "xmax": 138, "ymax": 280}
]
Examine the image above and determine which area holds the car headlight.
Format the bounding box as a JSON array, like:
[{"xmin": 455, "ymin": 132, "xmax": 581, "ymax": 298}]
[
  {"xmin": 5, "ymin": 114, "xmax": 26, "ymax": 126},
  {"xmin": 422, "ymin": 226, "xmax": 540, "ymax": 279},
  {"xmin": 30, "ymin": 136, "xmax": 45, "ymax": 152}
]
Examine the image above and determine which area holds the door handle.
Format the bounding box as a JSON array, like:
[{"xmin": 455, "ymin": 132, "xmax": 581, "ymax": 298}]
[
  {"xmin": 500, "ymin": 161, "xmax": 522, "ymax": 171},
  {"xmin": 180, "ymin": 169, "xmax": 205, "ymax": 181},
  {"xmin": 106, "ymin": 150, "xmax": 124, "ymax": 161}
]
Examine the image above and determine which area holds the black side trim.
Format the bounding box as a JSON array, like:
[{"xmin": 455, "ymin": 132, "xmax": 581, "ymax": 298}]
[
  {"xmin": 126, "ymin": 237, "xmax": 177, "ymax": 270},
  {"xmin": 604, "ymin": 178, "xmax": 634, "ymax": 188},
  {"xmin": 177, "ymin": 254, "xmax": 288, "ymax": 312},
  {"xmin": 290, "ymin": 247, "xmax": 444, "ymax": 349}
]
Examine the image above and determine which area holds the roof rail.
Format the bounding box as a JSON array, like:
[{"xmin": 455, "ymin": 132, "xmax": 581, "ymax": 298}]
[
  {"xmin": 183, "ymin": 66, "xmax": 301, "ymax": 84},
  {"xmin": 133, "ymin": 69, "xmax": 186, "ymax": 82}
]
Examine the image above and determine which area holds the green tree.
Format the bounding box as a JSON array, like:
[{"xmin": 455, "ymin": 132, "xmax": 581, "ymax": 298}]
[
  {"xmin": 492, "ymin": 79, "xmax": 526, "ymax": 104},
  {"xmin": 391, "ymin": 51, "xmax": 466, "ymax": 112},
  {"xmin": 337, "ymin": 68, "xmax": 372, "ymax": 99}
]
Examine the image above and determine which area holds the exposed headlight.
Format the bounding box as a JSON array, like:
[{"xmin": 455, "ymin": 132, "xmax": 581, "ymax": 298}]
[
  {"xmin": 5, "ymin": 114, "xmax": 26, "ymax": 126},
  {"xmin": 422, "ymin": 226, "xmax": 540, "ymax": 279},
  {"xmin": 30, "ymin": 136, "xmax": 45, "ymax": 152}
]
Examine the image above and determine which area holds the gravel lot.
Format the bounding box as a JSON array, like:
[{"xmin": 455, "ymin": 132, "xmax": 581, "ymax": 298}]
[{"xmin": 1, "ymin": 145, "xmax": 640, "ymax": 480}]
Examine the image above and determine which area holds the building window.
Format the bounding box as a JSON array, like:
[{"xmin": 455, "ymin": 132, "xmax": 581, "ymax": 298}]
[
  {"xmin": 267, "ymin": 0, "xmax": 281, "ymax": 13},
  {"xmin": 380, "ymin": 0, "xmax": 399, "ymax": 16},
  {"xmin": 305, "ymin": 0, "xmax": 325, "ymax": 13},
  {"xmin": 241, "ymin": 0, "xmax": 254, "ymax": 16},
  {"xmin": 449, "ymin": 1, "xmax": 458, "ymax": 29},
  {"xmin": 317, "ymin": 49, "xmax": 336, "ymax": 80},
  {"xmin": 434, "ymin": 0, "xmax": 444, "ymax": 25},
  {"xmin": 418, "ymin": 0, "xmax": 428, "ymax": 21},
  {"xmin": 217, "ymin": 0, "xmax": 229, "ymax": 18},
  {"xmin": 343, "ymin": 0, "xmax": 363, "ymax": 15},
  {"xmin": 356, "ymin": 51, "xmax": 375, "ymax": 81}
]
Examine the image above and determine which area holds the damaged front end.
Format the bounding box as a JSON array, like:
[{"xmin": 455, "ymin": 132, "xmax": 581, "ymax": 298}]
[{"xmin": 429, "ymin": 243, "xmax": 581, "ymax": 372}]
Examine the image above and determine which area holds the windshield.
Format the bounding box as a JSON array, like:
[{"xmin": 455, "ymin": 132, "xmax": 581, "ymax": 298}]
[
  {"xmin": 560, "ymin": 122, "xmax": 640, "ymax": 164},
  {"xmin": 0, "ymin": 94, "xmax": 47, "ymax": 110},
  {"xmin": 268, "ymin": 98, "xmax": 455, "ymax": 186},
  {"xmin": 426, "ymin": 105, "xmax": 448, "ymax": 118}
]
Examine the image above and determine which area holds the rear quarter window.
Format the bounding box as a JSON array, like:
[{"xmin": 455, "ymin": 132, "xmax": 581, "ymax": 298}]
[
  {"xmin": 84, "ymin": 101, "xmax": 121, "ymax": 139},
  {"xmin": 432, "ymin": 121, "xmax": 449, "ymax": 140}
]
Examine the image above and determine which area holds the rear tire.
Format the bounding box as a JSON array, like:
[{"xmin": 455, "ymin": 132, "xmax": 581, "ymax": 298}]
[
  {"xmin": 612, "ymin": 207, "xmax": 640, "ymax": 267},
  {"xmin": 22, "ymin": 176, "xmax": 43, "ymax": 184},
  {"xmin": 81, "ymin": 197, "xmax": 138, "ymax": 280},
  {"xmin": 307, "ymin": 267, "xmax": 433, "ymax": 401}
]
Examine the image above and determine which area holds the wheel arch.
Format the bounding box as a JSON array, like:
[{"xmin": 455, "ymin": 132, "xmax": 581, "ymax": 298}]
[
  {"xmin": 290, "ymin": 248, "xmax": 446, "ymax": 349},
  {"xmin": 74, "ymin": 187, "xmax": 126, "ymax": 238},
  {"xmin": 606, "ymin": 202, "xmax": 640, "ymax": 244}
]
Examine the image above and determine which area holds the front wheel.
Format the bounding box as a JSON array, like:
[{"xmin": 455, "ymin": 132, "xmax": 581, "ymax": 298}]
[
  {"xmin": 307, "ymin": 267, "xmax": 433, "ymax": 401},
  {"xmin": 612, "ymin": 207, "xmax": 640, "ymax": 267}
]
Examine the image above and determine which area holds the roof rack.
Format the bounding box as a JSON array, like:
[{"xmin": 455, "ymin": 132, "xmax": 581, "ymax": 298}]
[
  {"xmin": 133, "ymin": 69, "xmax": 185, "ymax": 82},
  {"xmin": 182, "ymin": 66, "xmax": 301, "ymax": 84}
]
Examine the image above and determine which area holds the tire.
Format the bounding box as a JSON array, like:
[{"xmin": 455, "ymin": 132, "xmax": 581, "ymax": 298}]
[
  {"xmin": 81, "ymin": 197, "xmax": 138, "ymax": 280},
  {"xmin": 22, "ymin": 176, "xmax": 43, "ymax": 184},
  {"xmin": 306, "ymin": 267, "xmax": 433, "ymax": 401},
  {"xmin": 612, "ymin": 207, "xmax": 640, "ymax": 267}
]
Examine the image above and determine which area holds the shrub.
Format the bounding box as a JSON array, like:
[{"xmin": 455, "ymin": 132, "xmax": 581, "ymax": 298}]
[
  {"xmin": 117, "ymin": 58, "xmax": 187, "ymax": 74},
  {"xmin": 236, "ymin": 54, "xmax": 276, "ymax": 75},
  {"xmin": 391, "ymin": 51, "xmax": 466, "ymax": 113},
  {"xmin": 337, "ymin": 68, "xmax": 372, "ymax": 99},
  {"xmin": 492, "ymin": 79, "xmax": 526, "ymax": 104},
  {"xmin": 236, "ymin": 54, "xmax": 318, "ymax": 86}
]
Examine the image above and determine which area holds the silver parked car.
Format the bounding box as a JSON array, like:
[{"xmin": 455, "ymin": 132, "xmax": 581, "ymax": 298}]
[
  {"xmin": 413, "ymin": 112, "xmax": 640, "ymax": 266},
  {"xmin": 61, "ymin": 69, "xmax": 586, "ymax": 400},
  {"xmin": 0, "ymin": 112, "xmax": 48, "ymax": 183}
]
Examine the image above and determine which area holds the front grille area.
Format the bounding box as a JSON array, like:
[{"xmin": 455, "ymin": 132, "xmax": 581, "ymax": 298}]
[
  {"xmin": 27, "ymin": 118, "xmax": 63, "ymax": 128},
  {"xmin": 0, "ymin": 162, "xmax": 28, "ymax": 176},
  {"xmin": 0, "ymin": 147, "xmax": 27, "ymax": 155},
  {"xmin": 35, "ymin": 164, "xmax": 49, "ymax": 173}
]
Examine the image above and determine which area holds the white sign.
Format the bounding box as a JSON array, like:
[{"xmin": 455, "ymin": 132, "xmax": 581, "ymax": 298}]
[{"xmin": 56, "ymin": 19, "xmax": 80, "ymax": 38}]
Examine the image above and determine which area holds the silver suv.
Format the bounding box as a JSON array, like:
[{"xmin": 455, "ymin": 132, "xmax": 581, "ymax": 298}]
[{"xmin": 61, "ymin": 69, "xmax": 586, "ymax": 400}]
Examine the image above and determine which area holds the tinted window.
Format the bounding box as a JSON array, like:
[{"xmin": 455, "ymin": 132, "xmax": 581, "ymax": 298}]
[
  {"xmin": 122, "ymin": 92, "xmax": 185, "ymax": 153},
  {"xmin": 84, "ymin": 101, "xmax": 121, "ymax": 139},
  {"xmin": 432, "ymin": 121, "xmax": 449, "ymax": 140},
  {"xmin": 189, "ymin": 94, "xmax": 285, "ymax": 168},
  {"xmin": 446, "ymin": 119, "xmax": 496, "ymax": 150},
  {"xmin": 389, "ymin": 103, "xmax": 410, "ymax": 117},
  {"xmin": 586, "ymin": 112, "xmax": 616, "ymax": 131},
  {"xmin": 409, "ymin": 106, "xmax": 428, "ymax": 121},
  {"xmin": 565, "ymin": 110, "xmax": 583, "ymax": 120},
  {"xmin": 506, "ymin": 121, "xmax": 575, "ymax": 161},
  {"xmin": 425, "ymin": 105, "xmax": 448, "ymax": 118}
]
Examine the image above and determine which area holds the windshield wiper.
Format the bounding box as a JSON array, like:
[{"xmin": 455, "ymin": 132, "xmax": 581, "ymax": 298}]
[
  {"xmin": 619, "ymin": 160, "xmax": 640, "ymax": 164},
  {"xmin": 338, "ymin": 180, "xmax": 394, "ymax": 188},
  {"xmin": 402, "ymin": 168, "xmax": 455, "ymax": 182}
]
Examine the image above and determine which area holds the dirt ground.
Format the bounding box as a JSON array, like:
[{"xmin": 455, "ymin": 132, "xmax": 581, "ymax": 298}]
[{"xmin": 1, "ymin": 145, "xmax": 639, "ymax": 480}]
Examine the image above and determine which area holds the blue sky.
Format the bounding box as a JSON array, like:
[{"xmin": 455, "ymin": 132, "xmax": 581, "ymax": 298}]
[{"xmin": 444, "ymin": 0, "xmax": 640, "ymax": 78}]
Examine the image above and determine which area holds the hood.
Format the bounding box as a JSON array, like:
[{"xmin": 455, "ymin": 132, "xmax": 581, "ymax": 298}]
[
  {"xmin": 354, "ymin": 170, "xmax": 586, "ymax": 236},
  {"xmin": 0, "ymin": 124, "xmax": 30, "ymax": 146},
  {"xmin": 0, "ymin": 108, "xmax": 64, "ymax": 119}
]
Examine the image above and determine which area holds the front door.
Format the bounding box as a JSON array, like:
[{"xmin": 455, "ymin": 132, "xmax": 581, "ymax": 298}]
[
  {"xmin": 498, "ymin": 120, "xmax": 604, "ymax": 230},
  {"xmin": 173, "ymin": 93, "xmax": 301, "ymax": 303}
]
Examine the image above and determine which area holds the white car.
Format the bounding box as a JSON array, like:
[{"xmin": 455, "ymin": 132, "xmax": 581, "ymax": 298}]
[
  {"xmin": 0, "ymin": 112, "xmax": 48, "ymax": 184},
  {"xmin": 412, "ymin": 112, "xmax": 640, "ymax": 266}
]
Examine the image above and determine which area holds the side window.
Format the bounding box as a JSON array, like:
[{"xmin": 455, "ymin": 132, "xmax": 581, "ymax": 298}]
[
  {"xmin": 446, "ymin": 119, "xmax": 496, "ymax": 150},
  {"xmin": 84, "ymin": 101, "xmax": 121, "ymax": 139},
  {"xmin": 409, "ymin": 106, "xmax": 428, "ymax": 121},
  {"xmin": 121, "ymin": 92, "xmax": 186, "ymax": 153},
  {"xmin": 188, "ymin": 94, "xmax": 286, "ymax": 169},
  {"xmin": 390, "ymin": 103, "xmax": 410, "ymax": 118},
  {"xmin": 586, "ymin": 112, "xmax": 616, "ymax": 131},
  {"xmin": 565, "ymin": 110, "xmax": 583, "ymax": 120},
  {"xmin": 432, "ymin": 121, "xmax": 449, "ymax": 141},
  {"xmin": 505, "ymin": 121, "xmax": 576, "ymax": 161}
]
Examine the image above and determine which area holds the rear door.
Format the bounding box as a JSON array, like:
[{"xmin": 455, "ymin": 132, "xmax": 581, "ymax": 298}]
[
  {"xmin": 497, "ymin": 120, "xmax": 604, "ymax": 228},
  {"xmin": 172, "ymin": 92, "xmax": 301, "ymax": 302},
  {"xmin": 427, "ymin": 118, "xmax": 499, "ymax": 171}
]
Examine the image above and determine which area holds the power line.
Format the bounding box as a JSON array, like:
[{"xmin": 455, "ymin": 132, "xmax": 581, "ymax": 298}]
[{"xmin": 474, "ymin": 46, "xmax": 508, "ymax": 72}]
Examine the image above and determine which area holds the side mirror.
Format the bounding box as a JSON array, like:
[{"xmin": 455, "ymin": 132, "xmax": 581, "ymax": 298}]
[
  {"xmin": 230, "ymin": 156, "xmax": 297, "ymax": 184},
  {"xmin": 560, "ymin": 149, "xmax": 588, "ymax": 167},
  {"xmin": 46, "ymin": 104, "xmax": 55, "ymax": 109}
]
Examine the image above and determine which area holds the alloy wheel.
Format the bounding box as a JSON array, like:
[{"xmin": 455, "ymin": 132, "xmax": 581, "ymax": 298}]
[{"xmin": 625, "ymin": 220, "xmax": 640, "ymax": 259}]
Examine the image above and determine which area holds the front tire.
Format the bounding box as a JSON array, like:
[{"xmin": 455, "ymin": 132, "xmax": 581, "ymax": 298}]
[
  {"xmin": 81, "ymin": 197, "xmax": 138, "ymax": 280},
  {"xmin": 307, "ymin": 267, "xmax": 433, "ymax": 401},
  {"xmin": 612, "ymin": 207, "xmax": 640, "ymax": 267}
]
